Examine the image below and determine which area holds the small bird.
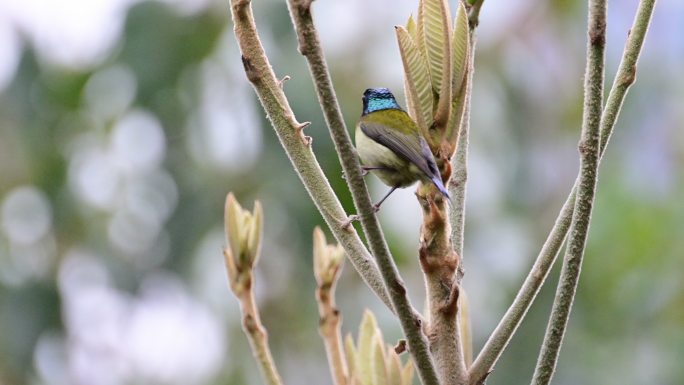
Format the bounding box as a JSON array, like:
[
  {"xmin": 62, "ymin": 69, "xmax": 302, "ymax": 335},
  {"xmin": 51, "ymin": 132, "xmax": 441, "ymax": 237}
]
[{"xmin": 355, "ymin": 87, "xmax": 450, "ymax": 210}]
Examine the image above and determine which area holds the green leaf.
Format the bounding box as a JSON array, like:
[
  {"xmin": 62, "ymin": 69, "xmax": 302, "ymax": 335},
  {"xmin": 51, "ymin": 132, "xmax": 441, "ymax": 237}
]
[
  {"xmin": 421, "ymin": 0, "xmax": 451, "ymax": 95},
  {"xmin": 452, "ymin": 1, "xmax": 470, "ymax": 97},
  {"xmin": 396, "ymin": 26, "xmax": 433, "ymax": 132}
]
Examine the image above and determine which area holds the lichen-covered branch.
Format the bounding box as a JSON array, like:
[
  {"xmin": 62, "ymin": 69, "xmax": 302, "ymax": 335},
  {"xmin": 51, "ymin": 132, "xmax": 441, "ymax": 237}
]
[
  {"xmin": 285, "ymin": 2, "xmax": 439, "ymax": 384},
  {"xmin": 468, "ymin": 1, "xmax": 656, "ymax": 382},
  {"xmin": 530, "ymin": 0, "xmax": 607, "ymax": 383},
  {"xmin": 228, "ymin": 0, "xmax": 393, "ymax": 311}
]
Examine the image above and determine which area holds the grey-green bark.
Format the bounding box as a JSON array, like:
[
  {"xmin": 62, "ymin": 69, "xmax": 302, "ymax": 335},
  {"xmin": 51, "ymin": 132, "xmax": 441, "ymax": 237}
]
[
  {"xmin": 284, "ymin": 2, "xmax": 440, "ymax": 384},
  {"xmin": 468, "ymin": 1, "xmax": 657, "ymax": 382},
  {"xmin": 530, "ymin": 0, "xmax": 607, "ymax": 383}
]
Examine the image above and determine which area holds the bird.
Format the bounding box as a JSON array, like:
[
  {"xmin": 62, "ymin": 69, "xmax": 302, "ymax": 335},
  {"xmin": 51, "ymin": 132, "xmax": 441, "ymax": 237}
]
[{"xmin": 355, "ymin": 87, "xmax": 450, "ymax": 211}]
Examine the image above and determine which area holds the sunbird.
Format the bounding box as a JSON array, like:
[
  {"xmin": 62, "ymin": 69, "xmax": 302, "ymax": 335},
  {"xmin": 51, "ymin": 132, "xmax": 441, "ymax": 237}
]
[{"xmin": 355, "ymin": 87, "xmax": 450, "ymax": 210}]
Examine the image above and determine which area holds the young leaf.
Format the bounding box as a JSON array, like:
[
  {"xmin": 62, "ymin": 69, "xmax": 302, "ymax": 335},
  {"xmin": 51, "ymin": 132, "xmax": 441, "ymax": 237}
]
[
  {"xmin": 357, "ymin": 310, "xmax": 378, "ymax": 384},
  {"xmin": 421, "ymin": 0, "xmax": 452, "ymax": 95},
  {"xmin": 345, "ymin": 334, "xmax": 357, "ymax": 376},
  {"xmin": 452, "ymin": 2, "xmax": 470, "ymax": 98},
  {"xmin": 386, "ymin": 350, "xmax": 403, "ymax": 385},
  {"xmin": 396, "ymin": 26, "xmax": 433, "ymax": 132},
  {"xmin": 372, "ymin": 337, "xmax": 387, "ymax": 385},
  {"xmin": 406, "ymin": 14, "xmax": 417, "ymax": 41},
  {"xmin": 401, "ymin": 360, "xmax": 414, "ymax": 385},
  {"xmin": 459, "ymin": 289, "xmax": 473, "ymax": 367},
  {"xmin": 446, "ymin": 81, "xmax": 467, "ymax": 148},
  {"xmin": 416, "ymin": 0, "xmax": 426, "ymax": 56}
]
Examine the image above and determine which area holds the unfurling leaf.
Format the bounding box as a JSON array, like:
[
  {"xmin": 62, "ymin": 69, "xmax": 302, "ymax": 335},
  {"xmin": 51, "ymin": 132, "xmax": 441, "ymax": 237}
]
[
  {"xmin": 406, "ymin": 14, "xmax": 417, "ymax": 40},
  {"xmin": 345, "ymin": 334, "xmax": 357, "ymax": 375},
  {"xmin": 396, "ymin": 26, "xmax": 433, "ymax": 132},
  {"xmin": 459, "ymin": 288, "xmax": 473, "ymax": 367},
  {"xmin": 312, "ymin": 227, "xmax": 345, "ymax": 287},
  {"xmin": 452, "ymin": 2, "xmax": 470, "ymax": 98},
  {"xmin": 421, "ymin": 0, "xmax": 452, "ymax": 95},
  {"xmin": 224, "ymin": 192, "xmax": 263, "ymax": 270},
  {"xmin": 345, "ymin": 310, "xmax": 414, "ymax": 385},
  {"xmin": 400, "ymin": 361, "xmax": 414, "ymax": 385},
  {"xmin": 372, "ymin": 338, "xmax": 387, "ymax": 385},
  {"xmin": 357, "ymin": 310, "xmax": 378, "ymax": 383},
  {"xmin": 386, "ymin": 351, "xmax": 402, "ymax": 385}
]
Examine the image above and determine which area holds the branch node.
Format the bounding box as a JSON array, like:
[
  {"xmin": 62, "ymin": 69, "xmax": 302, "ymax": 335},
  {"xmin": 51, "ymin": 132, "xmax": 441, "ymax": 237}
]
[
  {"xmin": 340, "ymin": 214, "xmax": 359, "ymax": 230},
  {"xmin": 619, "ymin": 64, "xmax": 637, "ymax": 86},
  {"xmin": 295, "ymin": 121, "xmax": 312, "ymax": 146},
  {"xmin": 278, "ymin": 75, "xmax": 291, "ymax": 88},
  {"xmin": 589, "ymin": 20, "xmax": 607, "ymax": 46},
  {"xmin": 241, "ymin": 55, "xmax": 259, "ymax": 83},
  {"xmin": 439, "ymin": 282, "xmax": 461, "ymax": 315},
  {"xmin": 394, "ymin": 339, "xmax": 407, "ymax": 355}
]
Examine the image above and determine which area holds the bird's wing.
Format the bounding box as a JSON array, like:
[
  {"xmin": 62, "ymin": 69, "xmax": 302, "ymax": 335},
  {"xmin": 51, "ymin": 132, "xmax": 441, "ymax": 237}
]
[{"xmin": 359, "ymin": 121, "xmax": 440, "ymax": 180}]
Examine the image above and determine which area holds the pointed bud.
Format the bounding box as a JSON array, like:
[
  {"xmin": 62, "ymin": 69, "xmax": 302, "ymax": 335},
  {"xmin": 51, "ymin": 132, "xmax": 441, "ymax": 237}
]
[
  {"xmin": 312, "ymin": 227, "xmax": 345, "ymax": 287},
  {"xmin": 225, "ymin": 193, "xmax": 263, "ymax": 271}
]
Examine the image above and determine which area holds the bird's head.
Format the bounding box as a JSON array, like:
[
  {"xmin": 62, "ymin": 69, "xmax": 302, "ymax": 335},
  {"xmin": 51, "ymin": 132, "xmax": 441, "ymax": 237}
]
[{"xmin": 362, "ymin": 88, "xmax": 401, "ymax": 115}]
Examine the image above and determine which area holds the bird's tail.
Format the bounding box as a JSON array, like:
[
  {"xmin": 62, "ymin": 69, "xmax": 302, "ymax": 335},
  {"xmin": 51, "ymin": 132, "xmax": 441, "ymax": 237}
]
[{"xmin": 430, "ymin": 175, "xmax": 452, "ymax": 204}]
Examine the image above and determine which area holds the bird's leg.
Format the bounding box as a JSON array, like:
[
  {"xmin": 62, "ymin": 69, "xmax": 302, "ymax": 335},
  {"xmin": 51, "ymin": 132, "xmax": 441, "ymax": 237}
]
[
  {"xmin": 361, "ymin": 165, "xmax": 391, "ymax": 176},
  {"xmin": 373, "ymin": 186, "xmax": 398, "ymax": 212},
  {"xmin": 342, "ymin": 185, "xmax": 397, "ymax": 226}
]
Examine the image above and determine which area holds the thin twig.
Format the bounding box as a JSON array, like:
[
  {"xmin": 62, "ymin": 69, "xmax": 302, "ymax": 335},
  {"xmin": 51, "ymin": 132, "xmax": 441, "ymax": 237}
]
[
  {"xmin": 468, "ymin": 1, "xmax": 657, "ymax": 382},
  {"xmin": 229, "ymin": 0, "xmax": 393, "ymax": 311},
  {"xmin": 313, "ymin": 228, "xmax": 348, "ymax": 385},
  {"xmin": 468, "ymin": 192, "xmax": 574, "ymax": 385},
  {"xmin": 285, "ymin": 2, "xmax": 439, "ymax": 384},
  {"xmin": 530, "ymin": 0, "xmax": 607, "ymax": 383},
  {"xmin": 317, "ymin": 284, "xmax": 347, "ymax": 385},
  {"xmin": 229, "ymin": 267, "xmax": 283, "ymax": 385},
  {"xmin": 599, "ymin": 0, "xmax": 657, "ymax": 151}
]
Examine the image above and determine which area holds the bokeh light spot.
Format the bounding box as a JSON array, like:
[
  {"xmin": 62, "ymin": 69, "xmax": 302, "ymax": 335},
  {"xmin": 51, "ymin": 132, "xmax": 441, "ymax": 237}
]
[
  {"xmin": 1, "ymin": 185, "xmax": 52, "ymax": 245},
  {"xmin": 111, "ymin": 110, "xmax": 166, "ymax": 175}
]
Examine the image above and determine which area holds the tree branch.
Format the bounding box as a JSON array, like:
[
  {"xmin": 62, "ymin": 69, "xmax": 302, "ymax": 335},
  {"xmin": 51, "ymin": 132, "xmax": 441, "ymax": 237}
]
[
  {"xmin": 599, "ymin": 0, "xmax": 657, "ymax": 152},
  {"xmin": 284, "ymin": 2, "xmax": 439, "ymax": 384},
  {"xmin": 468, "ymin": 1, "xmax": 656, "ymax": 382},
  {"xmin": 229, "ymin": 0, "xmax": 393, "ymax": 311},
  {"xmin": 449, "ymin": 33, "xmax": 476, "ymax": 269},
  {"xmin": 530, "ymin": 0, "xmax": 607, "ymax": 383},
  {"xmin": 313, "ymin": 227, "xmax": 348, "ymax": 385}
]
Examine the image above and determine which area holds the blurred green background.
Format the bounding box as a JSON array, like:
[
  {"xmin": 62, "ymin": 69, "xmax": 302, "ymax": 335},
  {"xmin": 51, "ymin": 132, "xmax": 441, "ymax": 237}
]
[{"xmin": 0, "ymin": 0, "xmax": 682, "ymax": 384}]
